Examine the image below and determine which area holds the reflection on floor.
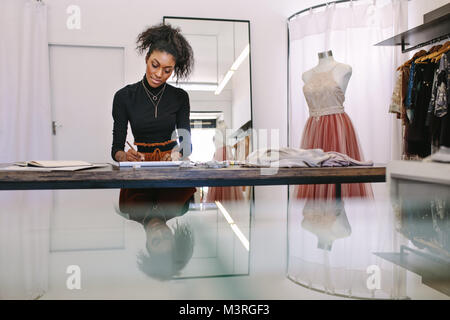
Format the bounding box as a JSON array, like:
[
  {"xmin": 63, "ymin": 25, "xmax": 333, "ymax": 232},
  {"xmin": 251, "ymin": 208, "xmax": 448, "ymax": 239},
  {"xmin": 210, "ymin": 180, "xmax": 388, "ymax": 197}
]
[{"xmin": 0, "ymin": 186, "xmax": 448, "ymax": 300}]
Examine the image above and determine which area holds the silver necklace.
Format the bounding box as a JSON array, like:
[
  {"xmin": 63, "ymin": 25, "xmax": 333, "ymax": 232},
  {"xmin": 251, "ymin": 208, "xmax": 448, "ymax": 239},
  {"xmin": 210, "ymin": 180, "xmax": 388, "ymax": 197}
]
[
  {"xmin": 142, "ymin": 80, "xmax": 167, "ymax": 118},
  {"xmin": 142, "ymin": 79, "xmax": 166, "ymax": 100}
]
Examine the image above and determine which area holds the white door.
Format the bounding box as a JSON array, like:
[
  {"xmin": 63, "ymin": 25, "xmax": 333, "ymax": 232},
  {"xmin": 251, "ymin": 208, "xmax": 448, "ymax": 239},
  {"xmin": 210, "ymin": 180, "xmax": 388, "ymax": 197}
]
[
  {"xmin": 49, "ymin": 44, "xmax": 124, "ymax": 163},
  {"xmin": 49, "ymin": 45, "xmax": 125, "ymax": 251}
]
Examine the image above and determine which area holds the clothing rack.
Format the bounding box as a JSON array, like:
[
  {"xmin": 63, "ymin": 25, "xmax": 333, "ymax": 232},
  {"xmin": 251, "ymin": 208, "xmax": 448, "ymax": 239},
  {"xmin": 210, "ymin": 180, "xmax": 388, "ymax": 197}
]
[
  {"xmin": 401, "ymin": 34, "xmax": 450, "ymax": 54},
  {"xmin": 287, "ymin": 0, "xmax": 411, "ymax": 21},
  {"xmin": 288, "ymin": 0, "xmax": 361, "ymax": 21}
]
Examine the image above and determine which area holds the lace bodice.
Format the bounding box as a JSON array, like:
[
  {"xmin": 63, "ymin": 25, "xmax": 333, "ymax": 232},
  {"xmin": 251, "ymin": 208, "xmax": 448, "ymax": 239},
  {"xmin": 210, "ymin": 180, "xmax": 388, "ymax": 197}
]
[{"xmin": 303, "ymin": 69, "xmax": 346, "ymax": 117}]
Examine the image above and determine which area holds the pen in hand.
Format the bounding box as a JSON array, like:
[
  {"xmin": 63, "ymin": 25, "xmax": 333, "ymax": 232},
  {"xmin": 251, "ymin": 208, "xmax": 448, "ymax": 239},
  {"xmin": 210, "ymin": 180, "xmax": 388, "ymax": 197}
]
[{"xmin": 126, "ymin": 141, "xmax": 145, "ymax": 161}]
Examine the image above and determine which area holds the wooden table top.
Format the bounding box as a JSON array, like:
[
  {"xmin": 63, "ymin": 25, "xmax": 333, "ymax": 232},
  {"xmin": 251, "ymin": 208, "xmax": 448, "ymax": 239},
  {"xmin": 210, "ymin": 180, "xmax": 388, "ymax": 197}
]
[{"xmin": 0, "ymin": 164, "xmax": 386, "ymax": 190}]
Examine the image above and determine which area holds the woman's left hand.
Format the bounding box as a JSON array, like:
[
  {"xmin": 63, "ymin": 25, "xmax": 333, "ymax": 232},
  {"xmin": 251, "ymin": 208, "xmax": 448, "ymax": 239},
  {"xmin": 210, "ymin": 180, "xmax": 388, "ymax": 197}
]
[
  {"xmin": 170, "ymin": 151, "xmax": 182, "ymax": 161},
  {"xmin": 160, "ymin": 153, "xmax": 171, "ymax": 161},
  {"xmin": 160, "ymin": 151, "xmax": 181, "ymax": 161}
]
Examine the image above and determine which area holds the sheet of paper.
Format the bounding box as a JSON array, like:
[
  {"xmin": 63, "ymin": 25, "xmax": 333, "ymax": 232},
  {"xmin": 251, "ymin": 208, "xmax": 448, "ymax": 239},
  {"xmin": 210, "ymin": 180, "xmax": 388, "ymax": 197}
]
[
  {"xmin": 13, "ymin": 160, "xmax": 94, "ymax": 168},
  {"xmin": 1, "ymin": 164, "xmax": 110, "ymax": 172},
  {"xmin": 0, "ymin": 166, "xmax": 53, "ymax": 172},
  {"xmin": 28, "ymin": 160, "xmax": 93, "ymax": 167},
  {"xmin": 118, "ymin": 161, "xmax": 183, "ymax": 167}
]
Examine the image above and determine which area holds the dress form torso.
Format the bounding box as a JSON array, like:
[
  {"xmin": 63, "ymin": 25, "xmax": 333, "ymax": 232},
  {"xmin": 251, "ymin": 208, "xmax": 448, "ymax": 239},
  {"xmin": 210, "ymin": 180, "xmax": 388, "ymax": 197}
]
[
  {"xmin": 302, "ymin": 51, "xmax": 353, "ymax": 118},
  {"xmin": 302, "ymin": 52, "xmax": 352, "ymax": 94}
]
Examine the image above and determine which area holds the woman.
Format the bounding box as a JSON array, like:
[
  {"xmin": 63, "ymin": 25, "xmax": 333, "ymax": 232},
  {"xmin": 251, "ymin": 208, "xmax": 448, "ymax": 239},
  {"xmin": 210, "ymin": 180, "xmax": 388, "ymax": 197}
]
[{"xmin": 112, "ymin": 23, "xmax": 196, "ymax": 221}]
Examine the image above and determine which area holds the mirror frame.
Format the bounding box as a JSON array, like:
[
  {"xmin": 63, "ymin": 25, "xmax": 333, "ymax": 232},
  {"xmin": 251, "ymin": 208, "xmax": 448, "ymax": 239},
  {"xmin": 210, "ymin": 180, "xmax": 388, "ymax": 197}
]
[{"xmin": 163, "ymin": 17, "xmax": 255, "ymax": 280}]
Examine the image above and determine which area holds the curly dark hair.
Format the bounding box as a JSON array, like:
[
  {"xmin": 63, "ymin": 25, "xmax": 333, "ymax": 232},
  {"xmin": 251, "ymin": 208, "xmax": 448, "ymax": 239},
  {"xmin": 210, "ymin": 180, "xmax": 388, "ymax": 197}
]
[
  {"xmin": 136, "ymin": 23, "xmax": 194, "ymax": 81},
  {"xmin": 137, "ymin": 219, "xmax": 195, "ymax": 281}
]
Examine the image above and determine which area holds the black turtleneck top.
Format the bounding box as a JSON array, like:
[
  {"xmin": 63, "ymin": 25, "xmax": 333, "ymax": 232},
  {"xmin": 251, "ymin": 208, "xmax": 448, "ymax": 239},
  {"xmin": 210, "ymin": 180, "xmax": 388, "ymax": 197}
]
[{"xmin": 111, "ymin": 75, "xmax": 192, "ymax": 161}]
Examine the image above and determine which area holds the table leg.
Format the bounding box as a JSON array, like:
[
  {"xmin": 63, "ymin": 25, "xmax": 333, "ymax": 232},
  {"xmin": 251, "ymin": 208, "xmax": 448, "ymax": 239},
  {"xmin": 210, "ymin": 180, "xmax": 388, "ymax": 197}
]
[{"xmin": 335, "ymin": 183, "xmax": 341, "ymax": 200}]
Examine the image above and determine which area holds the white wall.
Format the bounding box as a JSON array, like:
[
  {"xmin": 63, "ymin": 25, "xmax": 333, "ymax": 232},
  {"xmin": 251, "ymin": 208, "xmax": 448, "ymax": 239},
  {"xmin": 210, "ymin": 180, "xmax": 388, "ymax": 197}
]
[{"xmin": 408, "ymin": 0, "xmax": 449, "ymax": 29}]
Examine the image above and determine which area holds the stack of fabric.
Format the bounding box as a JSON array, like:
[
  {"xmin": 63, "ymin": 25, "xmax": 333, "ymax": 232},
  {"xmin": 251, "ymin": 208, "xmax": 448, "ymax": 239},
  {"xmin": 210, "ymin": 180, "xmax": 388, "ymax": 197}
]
[{"xmin": 244, "ymin": 148, "xmax": 373, "ymax": 168}]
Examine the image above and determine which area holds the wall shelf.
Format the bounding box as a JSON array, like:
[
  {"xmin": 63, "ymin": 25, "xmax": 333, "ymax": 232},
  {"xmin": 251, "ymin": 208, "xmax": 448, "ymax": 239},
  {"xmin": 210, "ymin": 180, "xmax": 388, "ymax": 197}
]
[{"xmin": 375, "ymin": 12, "xmax": 450, "ymax": 53}]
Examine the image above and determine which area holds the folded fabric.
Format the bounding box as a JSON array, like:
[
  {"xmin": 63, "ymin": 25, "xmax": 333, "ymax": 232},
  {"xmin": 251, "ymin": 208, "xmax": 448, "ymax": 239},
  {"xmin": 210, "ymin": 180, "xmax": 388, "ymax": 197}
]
[
  {"xmin": 321, "ymin": 151, "xmax": 374, "ymax": 167},
  {"xmin": 244, "ymin": 148, "xmax": 373, "ymax": 168},
  {"xmin": 430, "ymin": 146, "xmax": 450, "ymax": 163}
]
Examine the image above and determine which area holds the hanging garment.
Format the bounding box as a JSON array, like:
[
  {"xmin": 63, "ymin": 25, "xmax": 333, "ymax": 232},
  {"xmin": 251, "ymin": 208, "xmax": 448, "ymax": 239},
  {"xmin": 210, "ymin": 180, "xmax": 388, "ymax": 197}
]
[
  {"xmin": 405, "ymin": 62, "xmax": 416, "ymax": 122},
  {"xmin": 435, "ymin": 51, "xmax": 449, "ymax": 118},
  {"xmin": 400, "ymin": 66, "xmax": 411, "ymax": 125},
  {"xmin": 295, "ymin": 68, "xmax": 373, "ymax": 200},
  {"xmin": 405, "ymin": 62, "xmax": 437, "ymax": 157},
  {"xmin": 389, "ymin": 70, "xmax": 402, "ymax": 116},
  {"xmin": 389, "ymin": 65, "xmax": 410, "ymax": 123},
  {"xmin": 428, "ymin": 52, "xmax": 450, "ymax": 148}
]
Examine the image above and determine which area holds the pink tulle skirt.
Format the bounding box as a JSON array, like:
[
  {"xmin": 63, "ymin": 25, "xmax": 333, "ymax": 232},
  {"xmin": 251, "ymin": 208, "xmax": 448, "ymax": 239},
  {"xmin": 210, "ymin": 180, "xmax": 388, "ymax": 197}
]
[
  {"xmin": 205, "ymin": 146, "xmax": 244, "ymax": 203},
  {"xmin": 295, "ymin": 112, "xmax": 373, "ymax": 200}
]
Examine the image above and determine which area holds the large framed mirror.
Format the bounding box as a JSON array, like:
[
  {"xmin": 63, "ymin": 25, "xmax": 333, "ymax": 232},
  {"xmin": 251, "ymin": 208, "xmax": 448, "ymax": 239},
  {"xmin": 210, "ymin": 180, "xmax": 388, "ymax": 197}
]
[{"xmin": 163, "ymin": 16, "xmax": 254, "ymax": 279}]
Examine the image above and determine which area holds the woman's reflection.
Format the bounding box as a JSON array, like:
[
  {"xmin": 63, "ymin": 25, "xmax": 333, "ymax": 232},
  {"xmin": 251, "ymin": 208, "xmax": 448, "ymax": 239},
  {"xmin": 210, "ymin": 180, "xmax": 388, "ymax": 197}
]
[
  {"xmin": 301, "ymin": 199, "xmax": 352, "ymax": 251},
  {"xmin": 117, "ymin": 191, "xmax": 194, "ymax": 280}
]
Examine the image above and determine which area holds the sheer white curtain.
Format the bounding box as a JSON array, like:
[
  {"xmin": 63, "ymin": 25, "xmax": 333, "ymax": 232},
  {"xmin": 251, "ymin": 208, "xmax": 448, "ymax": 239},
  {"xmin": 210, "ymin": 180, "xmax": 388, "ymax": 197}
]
[
  {"xmin": 288, "ymin": 0, "xmax": 407, "ymax": 168},
  {"xmin": 0, "ymin": 0, "xmax": 51, "ymax": 299}
]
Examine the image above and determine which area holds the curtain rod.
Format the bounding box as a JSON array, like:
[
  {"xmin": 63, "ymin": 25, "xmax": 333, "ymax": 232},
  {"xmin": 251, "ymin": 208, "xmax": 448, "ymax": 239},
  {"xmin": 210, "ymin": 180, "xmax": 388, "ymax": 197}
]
[
  {"xmin": 287, "ymin": 0, "xmax": 410, "ymax": 21},
  {"xmin": 288, "ymin": 0, "xmax": 363, "ymax": 20}
]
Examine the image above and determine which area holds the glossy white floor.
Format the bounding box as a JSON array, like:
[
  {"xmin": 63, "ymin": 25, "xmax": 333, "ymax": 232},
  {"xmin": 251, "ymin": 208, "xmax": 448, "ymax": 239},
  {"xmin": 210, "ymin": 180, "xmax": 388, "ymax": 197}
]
[{"xmin": 0, "ymin": 184, "xmax": 448, "ymax": 300}]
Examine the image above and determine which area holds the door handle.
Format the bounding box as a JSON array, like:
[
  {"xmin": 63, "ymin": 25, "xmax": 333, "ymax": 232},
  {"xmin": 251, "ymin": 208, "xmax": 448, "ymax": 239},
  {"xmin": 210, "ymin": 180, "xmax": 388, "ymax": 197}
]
[{"xmin": 52, "ymin": 121, "xmax": 62, "ymax": 135}]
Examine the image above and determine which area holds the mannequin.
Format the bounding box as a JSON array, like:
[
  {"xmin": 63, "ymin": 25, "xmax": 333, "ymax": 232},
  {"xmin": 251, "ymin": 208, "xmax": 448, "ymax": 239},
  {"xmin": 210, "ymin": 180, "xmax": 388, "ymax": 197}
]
[
  {"xmin": 302, "ymin": 50, "xmax": 352, "ymax": 94},
  {"xmin": 296, "ymin": 49, "xmax": 373, "ymax": 200}
]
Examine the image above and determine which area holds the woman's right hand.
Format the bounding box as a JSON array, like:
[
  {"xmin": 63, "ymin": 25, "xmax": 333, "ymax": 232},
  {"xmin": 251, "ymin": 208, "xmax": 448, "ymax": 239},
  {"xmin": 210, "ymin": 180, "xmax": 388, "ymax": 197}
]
[
  {"xmin": 126, "ymin": 148, "xmax": 145, "ymax": 161},
  {"xmin": 115, "ymin": 150, "xmax": 145, "ymax": 162}
]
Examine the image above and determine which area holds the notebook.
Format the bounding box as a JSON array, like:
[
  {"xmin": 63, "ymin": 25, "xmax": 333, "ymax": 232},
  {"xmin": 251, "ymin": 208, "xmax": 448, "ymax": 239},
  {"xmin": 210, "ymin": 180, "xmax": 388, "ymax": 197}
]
[
  {"xmin": 14, "ymin": 160, "xmax": 94, "ymax": 168},
  {"xmin": 7, "ymin": 161, "xmax": 109, "ymax": 171}
]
